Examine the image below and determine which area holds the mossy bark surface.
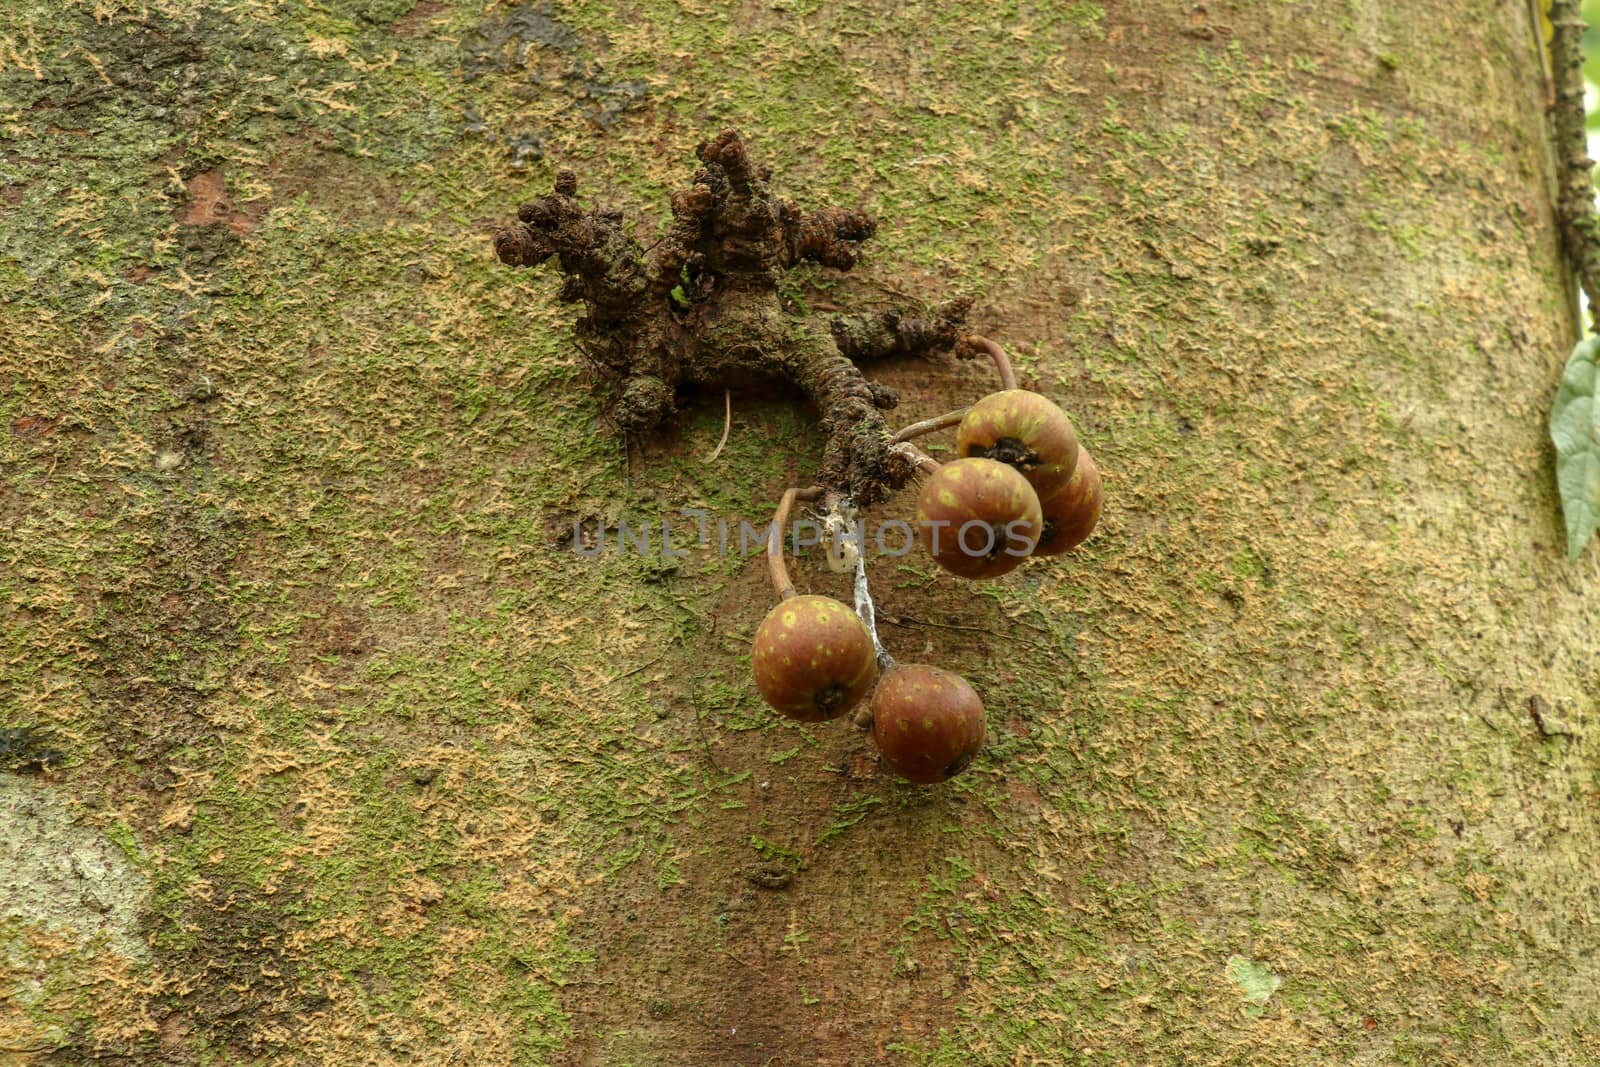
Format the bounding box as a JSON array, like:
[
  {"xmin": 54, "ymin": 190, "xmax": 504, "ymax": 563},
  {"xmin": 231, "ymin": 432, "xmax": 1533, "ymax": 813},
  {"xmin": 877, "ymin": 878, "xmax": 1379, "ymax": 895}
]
[{"xmin": 1, "ymin": 1, "xmax": 1596, "ymax": 1064}]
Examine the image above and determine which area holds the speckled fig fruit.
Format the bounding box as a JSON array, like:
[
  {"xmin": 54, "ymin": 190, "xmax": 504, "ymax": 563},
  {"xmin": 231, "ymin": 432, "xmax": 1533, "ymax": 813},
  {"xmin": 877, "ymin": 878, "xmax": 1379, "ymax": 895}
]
[
  {"xmin": 1034, "ymin": 445, "xmax": 1102, "ymax": 555},
  {"xmin": 916, "ymin": 457, "xmax": 1042, "ymax": 579},
  {"xmin": 871, "ymin": 664, "xmax": 986, "ymax": 784},
  {"xmin": 956, "ymin": 389, "xmax": 1079, "ymax": 500},
  {"xmin": 751, "ymin": 595, "xmax": 878, "ymax": 722}
]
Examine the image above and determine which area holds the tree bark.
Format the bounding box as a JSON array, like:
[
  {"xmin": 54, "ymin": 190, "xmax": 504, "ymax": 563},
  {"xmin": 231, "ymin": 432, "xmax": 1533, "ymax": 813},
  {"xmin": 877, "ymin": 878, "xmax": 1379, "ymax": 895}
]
[{"xmin": 1, "ymin": 1, "xmax": 1596, "ymax": 1065}]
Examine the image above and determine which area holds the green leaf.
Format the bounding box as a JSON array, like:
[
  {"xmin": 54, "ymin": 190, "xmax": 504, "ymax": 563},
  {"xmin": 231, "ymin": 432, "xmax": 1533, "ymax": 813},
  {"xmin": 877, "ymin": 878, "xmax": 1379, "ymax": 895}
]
[{"xmin": 1550, "ymin": 336, "xmax": 1600, "ymax": 561}]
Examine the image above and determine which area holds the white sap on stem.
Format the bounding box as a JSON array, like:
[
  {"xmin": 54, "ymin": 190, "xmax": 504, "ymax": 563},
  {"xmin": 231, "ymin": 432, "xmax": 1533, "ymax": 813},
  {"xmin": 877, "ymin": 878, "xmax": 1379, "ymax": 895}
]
[
  {"xmin": 823, "ymin": 501, "xmax": 860, "ymax": 575},
  {"xmin": 853, "ymin": 545, "xmax": 892, "ymax": 672}
]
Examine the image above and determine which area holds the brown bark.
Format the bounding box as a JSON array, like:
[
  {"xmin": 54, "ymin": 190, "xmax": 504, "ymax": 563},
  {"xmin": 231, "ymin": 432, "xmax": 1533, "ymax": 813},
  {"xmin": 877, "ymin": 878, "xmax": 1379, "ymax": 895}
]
[{"xmin": 6, "ymin": 2, "xmax": 1599, "ymax": 1065}]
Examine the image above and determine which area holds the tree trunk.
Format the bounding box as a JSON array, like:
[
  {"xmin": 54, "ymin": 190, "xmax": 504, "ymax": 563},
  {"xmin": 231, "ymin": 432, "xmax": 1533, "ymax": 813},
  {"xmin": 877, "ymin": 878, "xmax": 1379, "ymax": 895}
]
[{"xmin": 1, "ymin": 1, "xmax": 1595, "ymax": 1064}]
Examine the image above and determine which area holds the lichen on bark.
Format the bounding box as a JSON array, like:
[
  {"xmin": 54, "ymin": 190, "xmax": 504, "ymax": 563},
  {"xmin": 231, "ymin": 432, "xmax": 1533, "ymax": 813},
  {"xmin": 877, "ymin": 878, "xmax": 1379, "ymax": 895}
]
[{"xmin": 492, "ymin": 128, "xmax": 973, "ymax": 505}]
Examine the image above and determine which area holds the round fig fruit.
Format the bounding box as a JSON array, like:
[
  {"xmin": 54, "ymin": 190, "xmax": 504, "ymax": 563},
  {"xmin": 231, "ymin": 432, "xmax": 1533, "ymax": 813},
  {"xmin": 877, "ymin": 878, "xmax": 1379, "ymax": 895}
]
[
  {"xmin": 871, "ymin": 664, "xmax": 986, "ymax": 784},
  {"xmin": 956, "ymin": 389, "xmax": 1079, "ymax": 500},
  {"xmin": 1034, "ymin": 445, "xmax": 1102, "ymax": 555},
  {"xmin": 752, "ymin": 595, "xmax": 878, "ymax": 722},
  {"xmin": 916, "ymin": 457, "xmax": 1042, "ymax": 579}
]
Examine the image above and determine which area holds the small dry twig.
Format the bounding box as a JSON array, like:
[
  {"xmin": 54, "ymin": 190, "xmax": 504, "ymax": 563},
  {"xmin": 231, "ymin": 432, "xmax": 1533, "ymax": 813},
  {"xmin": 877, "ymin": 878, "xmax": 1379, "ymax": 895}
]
[{"xmin": 704, "ymin": 389, "xmax": 732, "ymax": 462}]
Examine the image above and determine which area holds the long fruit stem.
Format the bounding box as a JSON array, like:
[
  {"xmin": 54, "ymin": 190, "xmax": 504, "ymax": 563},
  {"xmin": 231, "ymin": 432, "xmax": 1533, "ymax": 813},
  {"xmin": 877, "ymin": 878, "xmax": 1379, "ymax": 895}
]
[
  {"xmin": 967, "ymin": 334, "xmax": 1018, "ymax": 390},
  {"xmin": 767, "ymin": 486, "xmax": 821, "ymax": 600},
  {"xmin": 892, "ymin": 407, "xmax": 969, "ymax": 443}
]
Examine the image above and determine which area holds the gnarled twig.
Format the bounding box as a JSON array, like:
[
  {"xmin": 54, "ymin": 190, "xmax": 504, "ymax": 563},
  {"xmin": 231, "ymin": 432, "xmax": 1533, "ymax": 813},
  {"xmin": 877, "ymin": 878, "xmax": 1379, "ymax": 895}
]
[{"xmin": 493, "ymin": 130, "xmax": 972, "ymax": 504}]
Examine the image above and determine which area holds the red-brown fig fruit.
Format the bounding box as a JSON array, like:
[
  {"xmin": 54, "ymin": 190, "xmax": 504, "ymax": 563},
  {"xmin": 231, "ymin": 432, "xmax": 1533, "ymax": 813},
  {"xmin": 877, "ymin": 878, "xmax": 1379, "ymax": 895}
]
[
  {"xmin": 870, "ymin": 664, "xmax": 986, "ymax": 784},
  {"xmin": 956, "ymin": 389, "xmax": 1079, "ymax": 500},
  {"xmin": 752, "ymin": 595, "xmax": 878, "ymax": 722},
  {"xmin": 915, "ymin": 457, "xmax": 1042, "ymax": 579},
  {"xmin": 1034, "ymin": 445, "xmax": 1102, "ymax": 555}
]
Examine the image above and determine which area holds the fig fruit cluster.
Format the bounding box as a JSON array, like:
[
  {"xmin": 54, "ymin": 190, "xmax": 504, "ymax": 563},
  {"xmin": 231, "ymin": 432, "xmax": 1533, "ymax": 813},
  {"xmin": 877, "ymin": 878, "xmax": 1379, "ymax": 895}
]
[
  {"xmin": 751, "ymin": 384, "xmax": 1100, "ymax": 784},
  {"xmin": 926, "ymin": 388, "xmax": 1102, "ymax": 576},
  {"xmin": 750, "ymin": 605, "xmax": 986, "ymax": 785}
]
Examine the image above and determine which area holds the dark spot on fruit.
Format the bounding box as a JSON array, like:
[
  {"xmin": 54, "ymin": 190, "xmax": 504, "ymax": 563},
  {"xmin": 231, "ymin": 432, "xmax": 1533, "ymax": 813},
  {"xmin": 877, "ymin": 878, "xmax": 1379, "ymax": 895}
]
[
  {"xmin": 814, "ymin": 682, "xmax": 847, "ymax": 714},
  {"xmin": 984, "ymin": 523, "xmax": 1006, "ymax": 558},
  {"xmin": 979, "ymin": 436, "xmax": 1040, "ymax": 470},
  {"xmin": 944, "ymin": 753, "xmax": 973, "ymax": 779}
]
